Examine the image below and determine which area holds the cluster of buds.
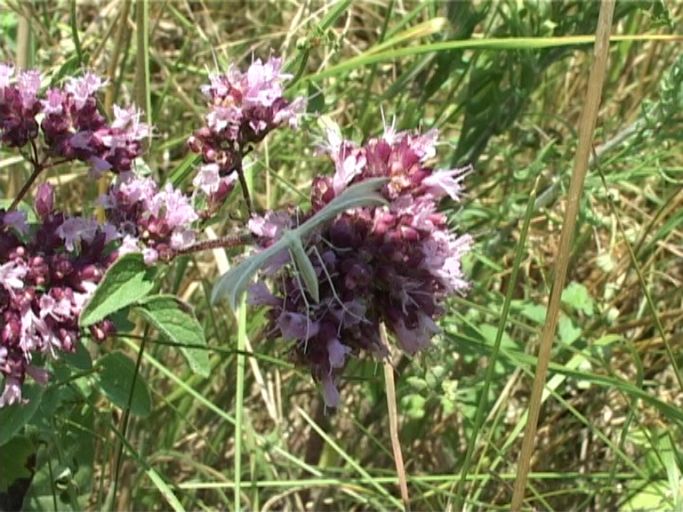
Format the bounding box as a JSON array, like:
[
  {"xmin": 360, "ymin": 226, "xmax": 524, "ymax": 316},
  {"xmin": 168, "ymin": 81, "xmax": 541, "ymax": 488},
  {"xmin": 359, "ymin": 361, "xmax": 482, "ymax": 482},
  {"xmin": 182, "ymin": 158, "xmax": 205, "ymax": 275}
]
[
  {"xmin": 0, "ymin": 184, "xmax": 116, "ymax": 407},
  {"xmin": 188, "ymin": 57, "xmax": 305, "ymax": 207},
  {"xmin": 103, "ymin": 173, "xmax": 199, "ymax": 265},
  {"xmin": 0, "ymin": 63, "xmax": 148, "ymax": 175},
  {"xmin": 249, "ymin": 123, "xmax": 472, "ymax": 407}
]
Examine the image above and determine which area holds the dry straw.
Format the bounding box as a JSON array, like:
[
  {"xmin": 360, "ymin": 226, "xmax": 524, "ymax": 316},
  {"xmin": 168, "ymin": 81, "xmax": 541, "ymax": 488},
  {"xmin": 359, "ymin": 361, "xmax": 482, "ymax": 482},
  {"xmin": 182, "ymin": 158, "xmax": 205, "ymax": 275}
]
[{"xmin": 510, "ymin": 1, "xmax": 616, "ymax": 509}]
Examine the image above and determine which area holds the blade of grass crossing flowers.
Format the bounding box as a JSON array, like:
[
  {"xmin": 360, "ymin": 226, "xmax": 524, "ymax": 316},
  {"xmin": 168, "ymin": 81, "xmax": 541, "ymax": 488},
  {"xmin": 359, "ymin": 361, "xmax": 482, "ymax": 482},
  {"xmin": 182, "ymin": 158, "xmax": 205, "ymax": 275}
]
[
  {"xmin": 296, "ymin": 406, "xmax": 404, "ymax": 509},
  {"xmin": 381, "ymin": 323, "xmax": 411, "ymax": 511},
  {"xmin": 510, "ymin": 2, "xmax": 616, "ymax": 508},
  {"xmin": 234, "ymin": 296, "xmax": 247, "ymax": 510},
  {"xmin": 452, "ymin": 176, "xmax": 539, "ymax": 509}
]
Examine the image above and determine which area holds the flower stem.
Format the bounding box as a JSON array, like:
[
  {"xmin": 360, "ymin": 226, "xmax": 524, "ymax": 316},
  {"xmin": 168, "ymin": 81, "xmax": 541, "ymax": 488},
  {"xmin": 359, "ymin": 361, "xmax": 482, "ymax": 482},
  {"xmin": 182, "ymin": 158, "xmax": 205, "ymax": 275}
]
[
  {"xmin": 167, "ymin": 232, "xmax": 253, "ymax": 258},
  {"xmin": 235, "ymin": 158, "xmax": 253, "ymax": 215}
]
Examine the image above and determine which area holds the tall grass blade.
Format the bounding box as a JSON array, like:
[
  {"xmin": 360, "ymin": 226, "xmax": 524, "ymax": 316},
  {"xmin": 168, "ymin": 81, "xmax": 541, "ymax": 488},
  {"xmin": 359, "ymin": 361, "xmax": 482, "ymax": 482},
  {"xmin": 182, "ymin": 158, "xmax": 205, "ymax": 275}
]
[{"xmin": 453, "ymin": 176, "xmax": 539, "ymax": 507}]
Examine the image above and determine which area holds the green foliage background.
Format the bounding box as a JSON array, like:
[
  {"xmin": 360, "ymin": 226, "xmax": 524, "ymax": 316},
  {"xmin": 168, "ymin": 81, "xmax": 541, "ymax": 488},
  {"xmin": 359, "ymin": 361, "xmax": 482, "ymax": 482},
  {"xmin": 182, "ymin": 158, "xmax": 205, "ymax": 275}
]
[{"xmin": 1, "ymin": 1, "xmax": 682, "ymax": 510}]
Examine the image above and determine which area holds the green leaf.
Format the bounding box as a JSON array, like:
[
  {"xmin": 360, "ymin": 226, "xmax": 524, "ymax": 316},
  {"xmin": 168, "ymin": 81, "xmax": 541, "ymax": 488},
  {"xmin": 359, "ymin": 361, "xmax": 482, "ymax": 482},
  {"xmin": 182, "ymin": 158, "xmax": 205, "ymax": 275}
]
[
  {"xmin": 96, "ymin": 352, "xmax": 152, "ymax": 417},
  {"xmin": 0, "ymin": 384, "xmax": 43, "ymax": 446},
  {"xmin": 561, "ymin": 281, "xmax": 595, "ymax": 316},
  {"xmin": 558, "ymin": 315, "xmax": 582, "ymax": 345},
  {"xmin": 401, "ymin": 393, "xmax": 426, "ymax": 420},
  {"xmin": 79, "ymin": 253, "xmax": 156, "ymax": 327},
  {"xmin": 285, "ymin": 232, "xmax": 320, "ymax": 303},
  {"xmin": 134, "ymin": 295, "xmax": 210, "ymax": 378},
  {"xmin": 211, "ymin": 177, "xmax": 388, "ymax": 311},
  {"xmin": 0, "ymin": 436, "xmax": 34, "ymax": 491}
]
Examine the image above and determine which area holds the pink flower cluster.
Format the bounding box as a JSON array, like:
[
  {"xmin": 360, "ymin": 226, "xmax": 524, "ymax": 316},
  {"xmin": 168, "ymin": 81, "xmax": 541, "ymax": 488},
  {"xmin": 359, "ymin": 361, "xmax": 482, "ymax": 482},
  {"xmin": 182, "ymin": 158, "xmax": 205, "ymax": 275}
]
[
  {"xmin": 249, "ymin": 123, "xmax": 472, "ymax": 407},
  {"xmin": 0, "ymin": 184, "xmax": 116, "ymax": 407},
  {"xmin": 0, "ymin": 63, "xmax": 148, "ymax": 175},
  {"xmin": 188, "ymin": 57, "xmax": 305, "ymax": 205},
  {"xmin": 103, "ymin": 173, "xmax": 199, "ymax": 264}
]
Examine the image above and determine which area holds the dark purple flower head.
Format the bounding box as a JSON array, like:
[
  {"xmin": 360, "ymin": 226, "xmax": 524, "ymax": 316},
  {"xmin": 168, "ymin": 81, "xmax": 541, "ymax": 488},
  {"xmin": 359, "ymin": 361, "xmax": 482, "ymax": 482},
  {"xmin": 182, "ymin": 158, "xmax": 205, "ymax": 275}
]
[
  {"xmin": 249, "ymin": 123, "xmax": 472, "ymax": 407},
  {"xmin": 0, "ymin": 64, "xmax": 42, "ymax": 148},
  {"xmin": 0, "ymin": 198, "xmax": 117, "ymax": 407},
  {"xmin": 41, "ymin": 73, "xmax": 148, "ymax": 175}
]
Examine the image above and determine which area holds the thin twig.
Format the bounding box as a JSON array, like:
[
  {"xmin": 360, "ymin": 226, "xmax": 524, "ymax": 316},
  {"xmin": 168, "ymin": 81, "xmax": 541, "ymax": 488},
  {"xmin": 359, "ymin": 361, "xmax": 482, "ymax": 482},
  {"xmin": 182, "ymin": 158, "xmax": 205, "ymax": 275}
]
[
  {"xmin": 510, "ymin": 1, "xmax": 616, "ymax": 510},
  {"xmin": 380, "ymin": 323, "xmax": 411, "ymax": 511}
]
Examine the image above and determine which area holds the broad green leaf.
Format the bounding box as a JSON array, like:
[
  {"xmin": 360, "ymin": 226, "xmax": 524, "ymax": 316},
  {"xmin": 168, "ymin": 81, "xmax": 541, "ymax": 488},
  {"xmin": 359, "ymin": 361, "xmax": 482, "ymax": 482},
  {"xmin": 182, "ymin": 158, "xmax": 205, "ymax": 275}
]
[
  {"xmin": 60, "ymin": 340, "xmax": 92, "ymax": 371},
  {"xmin": 211, "ymin": 177, "xmax": 388, "ymax": 311},
  {"xmin": 0, "ymin": 436, "xmax": 34, "ymax": 491},
  {"xmin": 0, "ymin": 384, "xmax": 43, "ymax": 446},
  {"xmin": 96, "ymin": 352, "xmax": 152, "ymax": 417},
  {"xmin": 134, "ymin": 295, "xmax": 210, "ymax": 378},
  {"xmin": 79, "ymin": 253, "xmax": 156, "ymax": 327}
]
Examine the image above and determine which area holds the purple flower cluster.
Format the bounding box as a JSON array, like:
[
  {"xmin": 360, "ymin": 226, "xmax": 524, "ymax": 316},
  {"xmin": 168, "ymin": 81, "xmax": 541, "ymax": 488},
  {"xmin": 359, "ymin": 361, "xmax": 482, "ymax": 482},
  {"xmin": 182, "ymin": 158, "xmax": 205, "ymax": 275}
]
[
  {"xmin": 0, "ymin": 184, "xmax": 116, "ymax": 407},
  {"xmin": 249, "ymin": 123, "xmax": 472, "ymax": 407},
  {"xmin": 103, "ymin": 173, "xmax": 199, "ymax": 264},
  {"xmin": 0, "ymin": 63, "xmax": 148, "ymax": 175},
  {"xmin": 188, "ymin": 57, "xmax": 305, "ymax": 204},
  {"xmin": 0, "ymin": 65, "xmax": 41, "ymax": 147}
]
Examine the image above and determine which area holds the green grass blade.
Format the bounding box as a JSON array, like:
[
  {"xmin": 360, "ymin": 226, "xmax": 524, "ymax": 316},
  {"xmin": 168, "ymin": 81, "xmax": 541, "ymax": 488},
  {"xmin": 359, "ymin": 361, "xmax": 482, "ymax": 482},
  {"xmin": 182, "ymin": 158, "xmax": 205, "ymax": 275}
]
[
  {"xmin": 305, "ymin": 34, "xmax": 682, "ymax": 82},
  {"xmin": 297, "ymin": 406, "xmax": 403, "ymax": 509},
  {"xmin": 453, "ymin": 176, "xmax": 539, "ymax": 505},
  {"xmin": 234, "ymin": 296, "xmax": 247, "ymax": 510}
]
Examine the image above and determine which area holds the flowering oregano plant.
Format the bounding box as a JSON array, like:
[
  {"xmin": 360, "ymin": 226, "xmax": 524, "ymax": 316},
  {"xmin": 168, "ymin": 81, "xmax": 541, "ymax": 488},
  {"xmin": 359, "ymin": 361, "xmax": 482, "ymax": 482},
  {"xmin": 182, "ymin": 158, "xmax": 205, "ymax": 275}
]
[{"xmin": 0, "ymin": 55, "xmax": 471, "ymax": 411}]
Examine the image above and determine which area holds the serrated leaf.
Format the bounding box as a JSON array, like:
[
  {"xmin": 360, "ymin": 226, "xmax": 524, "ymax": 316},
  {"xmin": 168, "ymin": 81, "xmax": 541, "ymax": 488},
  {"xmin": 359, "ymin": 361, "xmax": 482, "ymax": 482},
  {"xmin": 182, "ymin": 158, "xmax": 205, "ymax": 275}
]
[
  {"xmin": 0, "ymin": 384, "xmax": 43, "ymax": 446},
  {"xmin": 561, "ymin": 281, "xmax": 595, "ymax": 316},
  {"xmin": 134, "ymin": 295, "xmax": 210, "ymax": 378},
  {"xmin": 558, "ymin": 315, "xmax": 582, "ymax": 345},
  {"xmin": 96, "ymin": 352, "xmax": 151, "ymax": 417},
  {"xmin": 211, "ymin": 178, "xmax": 388, "ymax": 311},
  {"xmin": 80, "ymin": 253, "xmax": 156, "ymax": 327}
]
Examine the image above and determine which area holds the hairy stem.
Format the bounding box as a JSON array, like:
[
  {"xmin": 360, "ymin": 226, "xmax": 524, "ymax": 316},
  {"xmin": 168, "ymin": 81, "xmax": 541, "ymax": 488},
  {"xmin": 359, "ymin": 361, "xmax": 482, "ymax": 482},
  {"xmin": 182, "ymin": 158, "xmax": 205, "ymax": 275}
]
[{"xmin": 166, "ymin": 232, "xmax": 253, "ymax": 259}]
